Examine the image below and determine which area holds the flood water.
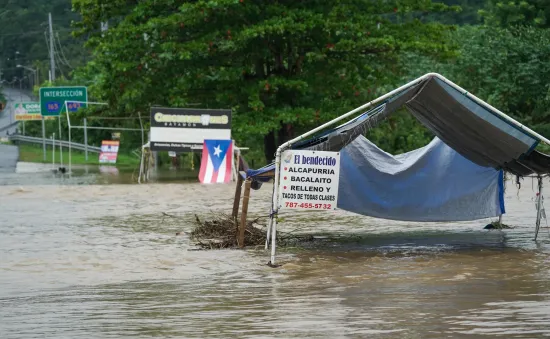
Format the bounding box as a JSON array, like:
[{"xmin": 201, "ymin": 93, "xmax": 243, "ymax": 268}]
[{"xmin": 1, "ymin": 165, "xmax": 549, "ymax": 338}]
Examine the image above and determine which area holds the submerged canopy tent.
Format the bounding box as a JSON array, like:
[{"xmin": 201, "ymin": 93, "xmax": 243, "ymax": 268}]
[{"xmin": 243, "ymin": 73, "xmax": 550, "ymax": 265}]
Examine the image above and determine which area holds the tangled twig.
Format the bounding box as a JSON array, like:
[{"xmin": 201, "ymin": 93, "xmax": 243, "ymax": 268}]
[{"xmin": 190, "ymin": 213, "xmax": 315, "ymax": 249}]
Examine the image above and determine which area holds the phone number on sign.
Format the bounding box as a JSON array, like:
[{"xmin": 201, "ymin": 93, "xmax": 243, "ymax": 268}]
[{"xmin": 285, "ymin": 202, "xmax": 333, "ymax": 209}]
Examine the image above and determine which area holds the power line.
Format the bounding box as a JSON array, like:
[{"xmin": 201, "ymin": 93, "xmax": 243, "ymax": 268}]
[
  {"xmin": 53, "ymin": 50, "xmax": 65, "ymax": 79},
  {"xmin": 51, "ymin": 32, "xmax": 68, "ymax": 76},
  {"xmin": 0, "ymin": 28, "xmax": 72, "ymax": 37},
  {"xmin": 44, "ymin": 28, "xmax": 65, "ymax": 80},
  {"xmin": 55, "ymin": 32, "xmax": 72, "ymax": 68},
  {"xmin": 87, "ymin": 116, "xmax": 144, "ymax": 120}
]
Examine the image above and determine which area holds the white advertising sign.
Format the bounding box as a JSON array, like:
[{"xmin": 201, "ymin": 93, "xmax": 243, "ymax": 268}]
[
  {"xmin": 278, "ymin": 150, "xmax": 340, "ymax": 210},
  {"xmin": 150, "ymin": 107, "xmax": 231, "ymax": 152}
]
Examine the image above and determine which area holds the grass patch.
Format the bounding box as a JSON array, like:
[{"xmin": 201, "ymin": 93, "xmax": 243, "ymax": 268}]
[{"xmin": 16, "ymin": 143, "xmax": 140, "ymax": 167}]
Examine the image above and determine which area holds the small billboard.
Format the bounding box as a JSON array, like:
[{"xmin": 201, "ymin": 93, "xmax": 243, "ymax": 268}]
[{"xmin": 149, "ymin": 107, "xmax": 231, "ymax": 152}]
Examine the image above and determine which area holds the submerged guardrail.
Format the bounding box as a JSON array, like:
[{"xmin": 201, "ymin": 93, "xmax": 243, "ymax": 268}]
[
  {"xmin": 8, "ymin": 134, "xmax": 101, "ymax": 153},
  {"xmin": 0, "ymin": 121, "xmax": 18, "ymax": 133}
]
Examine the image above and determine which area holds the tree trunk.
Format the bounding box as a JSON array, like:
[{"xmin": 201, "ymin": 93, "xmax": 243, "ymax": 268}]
[
  {"xmin": 263, "ymin": 123, "xmax": 294, "ymax": 163},
  {"xmin": 278, "ymin": 122, "xmax": 294, "ymax": 145},
  {"xmin": 264, "ymin": 130, "xmax": 276, "ymax": 163}
]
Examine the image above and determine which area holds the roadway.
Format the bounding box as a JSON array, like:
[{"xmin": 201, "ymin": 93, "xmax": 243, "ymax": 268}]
[
  {"xmin": 0, "ymin": 144, "xmax": 18, "ymax": 173},
  {"xmin": 0, "ymin": 87, "xmax": 32, "ymax": 172},
  {"xmin": 0, "ymin": 86, "xmax": 32, "ymax": 137}
]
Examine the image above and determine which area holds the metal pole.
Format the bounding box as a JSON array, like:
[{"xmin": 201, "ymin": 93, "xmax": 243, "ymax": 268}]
[
  {"xmin": 52, "ymin": 133, "xmax": 55, "ymax": 168},
  {"xmin": 434, "ymin": 73, "xmax": 550, "ymax": 146},
  {"xmin": 265, "ymin": 218, "xmax": 273, "ymax": 250},
  {"xmin": 58, "ymin": 116, "xmax": 63, "ymax": 166},
  {"xmin": 22, "ymin": 121, "xmax": 25, "ymax": 135},
  {"xmin": 48, "ymin": 13, "xmax": 55, "ymax": 82},
  {"xmin": 270, "ymin": 151, "xmax": 281, "ymax": 265},
  {"xmin": 41, "ymin": 116, "xmax": 46, "ymax": 161},
  {"xmin": 138, "ymin": 146, "xmax": 145, "ymax": 184},
  {"xmin": 68, "ymin": 123, "xmax": 72, "ymax": 174},
  {"xmin": 138, "ymin": 112, "xmax": 144, "ymax": 148},
  {"xmin": 276, "ymin": 73, "xmax": 550, "ymax": 155},
  {"xmin": 534, "ymin": 176, "xmax": 544, "ymax": 240},
  {"xmin": 83, "ymin": 118, "xmax": 88, "ymax": 161}
]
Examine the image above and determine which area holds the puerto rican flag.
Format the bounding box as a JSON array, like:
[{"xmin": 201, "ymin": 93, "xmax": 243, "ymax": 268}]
[{"xmin": 199, "ymin": 139, "xmax": 233, "ymax": 184}]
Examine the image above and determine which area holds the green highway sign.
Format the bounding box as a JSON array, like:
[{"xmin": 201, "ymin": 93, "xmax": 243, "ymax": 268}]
[{"xmin": 39, "ymin": 86, "xmax": 88, "ymax": 116}]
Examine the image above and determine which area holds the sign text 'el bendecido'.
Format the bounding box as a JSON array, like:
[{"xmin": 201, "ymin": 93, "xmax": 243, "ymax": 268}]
[{"xmin": 279, "ymin": 150, "xmax": 340, "ymax": 210}]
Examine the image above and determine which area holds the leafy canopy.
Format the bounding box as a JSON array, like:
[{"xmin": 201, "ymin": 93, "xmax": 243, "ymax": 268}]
[
  {"xmin": 73, "ymin": 0, "xmax": 455, "ymax": 161},
  {"xmin": 479, "ymin": 0, "xmax": 549, "ymax": 28}
]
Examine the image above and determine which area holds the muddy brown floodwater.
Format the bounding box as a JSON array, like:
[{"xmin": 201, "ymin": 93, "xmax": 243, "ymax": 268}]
[{"xmin": 0, "ymin": 168, "xmax": 549, "ymax": 338}]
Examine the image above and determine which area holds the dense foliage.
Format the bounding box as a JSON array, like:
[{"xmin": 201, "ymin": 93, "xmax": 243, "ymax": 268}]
[
  {"xmin": 71, "ymin": 0, "xmax": 455, "ymax": 162},
  {"xmin": 2, "ymin": 0, "xmax": 549, "ymax": 165},
  {"xmin": 480, "ymin": 0, "xmax": 549, "ymax": 28},
  {"xmin": 450, "ymin": 26, "xmax": 550, "ymax": 137}
]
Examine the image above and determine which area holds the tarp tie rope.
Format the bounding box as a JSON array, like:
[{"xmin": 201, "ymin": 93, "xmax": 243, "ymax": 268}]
[{"xmin": 269, "ymin": 209, "xmax": 279, "ymax": 218}]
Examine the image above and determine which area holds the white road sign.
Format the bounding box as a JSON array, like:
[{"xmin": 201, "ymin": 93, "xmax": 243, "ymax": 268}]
[{"xmin": 278, "ymin": 150, "xmax": 340, "ymax": 210}]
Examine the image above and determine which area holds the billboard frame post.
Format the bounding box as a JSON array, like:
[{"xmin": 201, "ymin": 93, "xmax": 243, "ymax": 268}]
[{"xmin": 42, "ymin": 116, "xmax": 46, "ymax": 161}]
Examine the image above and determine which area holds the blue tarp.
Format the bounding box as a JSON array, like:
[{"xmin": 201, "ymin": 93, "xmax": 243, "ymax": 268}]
[
  {"xmin": 246, "ymin": 164, "xmax": 275, "ymax": 181},
  {"xmin": 337, "ymin": 136, "xmax": 504, "ymax": 221}
]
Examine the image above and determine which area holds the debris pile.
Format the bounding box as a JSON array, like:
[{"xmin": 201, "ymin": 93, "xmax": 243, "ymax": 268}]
[
  {"xmin": 190, "ymin": 214, "xmax": 315, "ymax": 249},
  {"xmin": 190, "ymin": 214, "xmax": 266, "ymax": 249}
]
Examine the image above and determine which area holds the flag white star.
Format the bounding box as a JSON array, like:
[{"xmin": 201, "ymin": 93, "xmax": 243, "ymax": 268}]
[{"xmin": 213, "ymin": 145, "xmax": 222, "ymax": 157}]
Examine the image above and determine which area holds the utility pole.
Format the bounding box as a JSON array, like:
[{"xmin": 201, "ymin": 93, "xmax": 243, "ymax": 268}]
[
  {"xmin": 48, "ymin": 12, "xmax": 55, "ymax": 82},
  {"xmin": 44, "ymin": 12, "xmax": 55, "ymax": 161}
]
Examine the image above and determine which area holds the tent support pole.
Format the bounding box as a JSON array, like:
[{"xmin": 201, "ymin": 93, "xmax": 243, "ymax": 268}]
[
  {"xmin": 534, "ymin": 176, "xmax": 543, "ymax": 241},
  {"xmin": 276, "ymin": 73, "xmax": 550, "ymax": 151},
  {"xmin": 433, "ymin": 74, "xmax": 550, "ymax": 146},
  {"xmin": 269, "ymin": 150, "xmax": 282, "ymax": 266},
  {"xmin": 265, "ymin": 217, "xmax": 272, "ymax": 250}
]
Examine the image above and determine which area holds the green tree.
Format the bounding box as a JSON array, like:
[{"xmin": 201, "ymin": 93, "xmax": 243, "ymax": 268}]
[
  {"xmin": 426, "ymin": 0, "xmax": 485, "ymax": 25},
  {"xmin": 480, "ymin": 0, "xmax": 549, "ymax": 28},
  {"xmin": 447, "ymin": 25, "xmax": 550, "ymax": 139},
  {"xmin": 73, "ymin": 0, "xmax": 456, "ymax": 162}
]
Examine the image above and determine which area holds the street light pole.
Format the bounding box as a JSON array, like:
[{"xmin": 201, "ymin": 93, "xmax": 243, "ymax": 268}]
[{"xmin": 16, "ymin": 65, "xmax": 38, "ymax": 90}]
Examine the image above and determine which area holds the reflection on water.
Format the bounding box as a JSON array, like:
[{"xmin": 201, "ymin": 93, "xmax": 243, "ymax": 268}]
[
  {"xmin": 0, "ymin": 171, "xmax": 549, "ymax": 338},
  {"xmin": 0, "ymin": 162, "xmax": 200, "ymax": 186}
]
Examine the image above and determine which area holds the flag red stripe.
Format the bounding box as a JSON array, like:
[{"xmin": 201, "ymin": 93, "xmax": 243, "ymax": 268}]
[
  {"xmin": 224, "ymin": 143, "xmax": 233, "ymax": 183},
  {"xmin": 198, "ymin": 141, "xmax": 208, "ymax": 183}
]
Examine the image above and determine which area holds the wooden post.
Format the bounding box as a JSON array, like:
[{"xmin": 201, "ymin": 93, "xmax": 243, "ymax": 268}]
[
  {"xmin": 232, "ymin": 174, "xmax": 244, "ymax": 220},
  {"xmin": 534, "ymin": 176, "xmax": 543, "ymax": 241},
  {"xmin": 238, "ymin": 179, "xmax": 252, "ymax": 248}
]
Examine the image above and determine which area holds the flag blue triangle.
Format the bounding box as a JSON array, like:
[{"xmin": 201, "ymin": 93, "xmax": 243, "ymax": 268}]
[{"xmin": 205, "ymin": 139, "xmax": 231, "ymax": 171}]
